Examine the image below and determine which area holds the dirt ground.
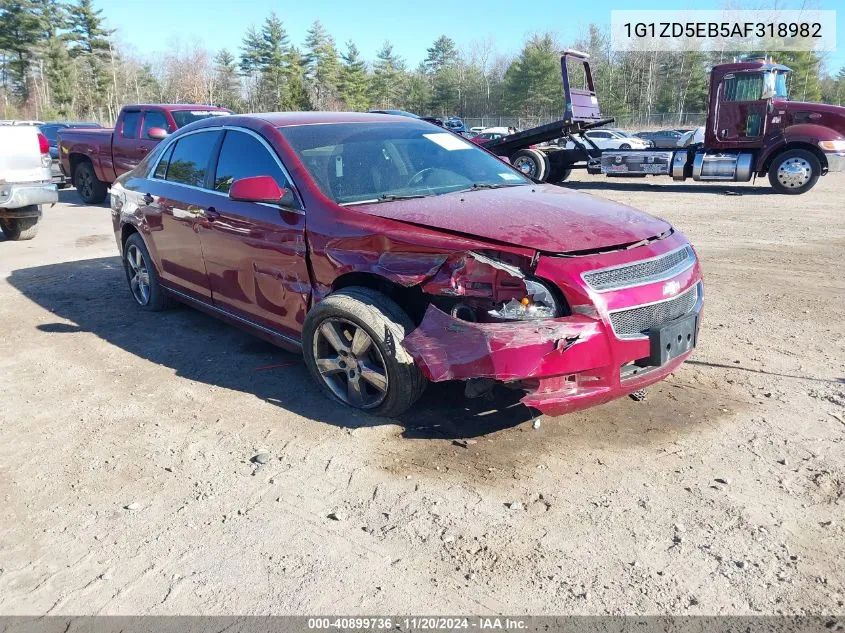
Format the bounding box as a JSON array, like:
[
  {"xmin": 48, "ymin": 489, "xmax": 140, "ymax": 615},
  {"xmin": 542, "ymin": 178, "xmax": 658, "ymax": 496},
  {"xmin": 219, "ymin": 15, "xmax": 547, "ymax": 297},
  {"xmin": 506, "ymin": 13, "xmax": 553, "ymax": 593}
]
[{"xmin": 0, "ymin": 175, "xmax": 843, "ymax": 616}]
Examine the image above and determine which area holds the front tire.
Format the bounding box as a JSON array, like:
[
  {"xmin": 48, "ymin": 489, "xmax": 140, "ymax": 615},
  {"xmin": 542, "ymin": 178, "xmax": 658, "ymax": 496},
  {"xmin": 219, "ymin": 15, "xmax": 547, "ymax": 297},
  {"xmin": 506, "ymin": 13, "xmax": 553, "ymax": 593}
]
[
  {"xmin": 619, "ymin": 143, "xmax": 631, "ymax": 150},
  {"xmin": 123, "ymin": 233, "xmax": 174, "ymax": 311},
  {"xmin": 302, "ymin": 287, "xmax": 426, "ymax": 418},
  {"xmin": 768, "ymin": 149, "xmax": 821, "ymax": 195},
  {"xmin": 74, "ymin": 161, "xmax": 108, "ymax": 204},
  {"xmin": 0, "ymin": 212, "xmax": 39, "ymax": 241}
]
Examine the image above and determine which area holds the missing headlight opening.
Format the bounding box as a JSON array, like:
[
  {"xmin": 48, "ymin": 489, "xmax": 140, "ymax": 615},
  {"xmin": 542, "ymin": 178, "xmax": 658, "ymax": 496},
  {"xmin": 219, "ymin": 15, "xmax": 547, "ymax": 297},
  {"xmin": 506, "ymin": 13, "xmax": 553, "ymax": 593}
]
[{"xmin": 420, "ymin": 251, "xmax": 565, "ymax": 323}]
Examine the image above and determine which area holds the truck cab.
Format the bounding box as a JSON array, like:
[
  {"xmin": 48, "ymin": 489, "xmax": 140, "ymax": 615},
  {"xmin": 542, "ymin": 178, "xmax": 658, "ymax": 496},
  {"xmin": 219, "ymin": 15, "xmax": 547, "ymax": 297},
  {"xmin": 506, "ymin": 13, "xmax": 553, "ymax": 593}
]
[{"xmin": 706, "ymin": 62, "xmax": 791, "ymax": 149}]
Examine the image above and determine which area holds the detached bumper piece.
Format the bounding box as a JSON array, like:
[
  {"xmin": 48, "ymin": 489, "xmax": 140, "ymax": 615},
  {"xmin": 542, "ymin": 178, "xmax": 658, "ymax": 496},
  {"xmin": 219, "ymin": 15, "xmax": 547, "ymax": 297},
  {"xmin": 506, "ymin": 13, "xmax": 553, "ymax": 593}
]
[{"xmin": 824, "ymin": 151, "xmax": 845, "ymax": 173}]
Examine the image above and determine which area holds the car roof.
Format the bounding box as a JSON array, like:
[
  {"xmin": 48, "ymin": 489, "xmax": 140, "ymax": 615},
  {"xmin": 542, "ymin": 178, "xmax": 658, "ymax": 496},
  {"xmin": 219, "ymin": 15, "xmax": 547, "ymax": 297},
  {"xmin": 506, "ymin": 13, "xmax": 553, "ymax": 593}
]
[
  {"xmin": 123, "ymin": 104, "xmax": 231, "ymax": 111},
  {"xmin": 205, "ymin": 111, "xmax": 433, "ymax": 128}
]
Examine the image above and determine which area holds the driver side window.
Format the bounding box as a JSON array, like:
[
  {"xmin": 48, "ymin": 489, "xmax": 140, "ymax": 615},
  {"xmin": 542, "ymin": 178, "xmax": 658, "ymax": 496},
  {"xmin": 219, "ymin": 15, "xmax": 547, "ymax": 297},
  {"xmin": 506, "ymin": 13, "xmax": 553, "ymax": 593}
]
[{"xmin": 723, "ymin": 74, "xmax": 764, "ymax": 102}]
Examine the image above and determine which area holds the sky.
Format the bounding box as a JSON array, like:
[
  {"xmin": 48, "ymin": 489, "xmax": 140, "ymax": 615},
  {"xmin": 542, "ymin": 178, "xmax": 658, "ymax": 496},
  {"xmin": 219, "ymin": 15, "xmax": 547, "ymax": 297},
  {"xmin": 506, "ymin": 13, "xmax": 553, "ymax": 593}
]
[{"xmin": 99, "ymin": 0, "xmax": 845, "ymax": 74}]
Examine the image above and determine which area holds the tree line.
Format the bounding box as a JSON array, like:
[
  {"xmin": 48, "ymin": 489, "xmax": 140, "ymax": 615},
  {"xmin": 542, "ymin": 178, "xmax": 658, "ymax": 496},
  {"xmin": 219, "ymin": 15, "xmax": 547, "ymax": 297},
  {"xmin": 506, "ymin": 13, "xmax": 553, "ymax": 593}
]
[{"xmin": 3, "ymin": 0, "xmax": 845, "ymax": 125}]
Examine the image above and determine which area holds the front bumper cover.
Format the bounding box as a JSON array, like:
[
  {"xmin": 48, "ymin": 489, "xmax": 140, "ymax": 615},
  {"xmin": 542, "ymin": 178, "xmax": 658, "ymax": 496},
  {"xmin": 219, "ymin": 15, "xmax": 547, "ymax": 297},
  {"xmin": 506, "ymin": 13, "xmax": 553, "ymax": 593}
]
[
  {"xmin": 402, "ymin": 302, "xmax": 700, "ymax": 417},
  {"xmin": 824, "ymin": 151, "xmax": 845, "ymax": 173}
]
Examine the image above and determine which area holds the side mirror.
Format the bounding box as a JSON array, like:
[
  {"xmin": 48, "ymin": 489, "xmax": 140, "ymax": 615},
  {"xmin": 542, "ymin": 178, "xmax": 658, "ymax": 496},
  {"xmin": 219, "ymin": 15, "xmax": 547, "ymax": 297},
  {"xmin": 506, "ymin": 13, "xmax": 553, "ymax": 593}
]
[
  {"xmin": 229, "ymin": 175, "xmax": 286, "ymax": 204},
  {"xmin": 147, "ymin": 127, "xmax": 168, "ymax": 140}
]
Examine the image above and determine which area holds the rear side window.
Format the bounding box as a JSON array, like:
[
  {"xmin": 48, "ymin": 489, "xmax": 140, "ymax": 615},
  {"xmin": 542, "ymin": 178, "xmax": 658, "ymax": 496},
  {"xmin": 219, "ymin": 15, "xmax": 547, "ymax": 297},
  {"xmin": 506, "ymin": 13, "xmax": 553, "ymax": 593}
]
[
  {"xmin": 142, "ymin": 111, "xmax": 171, "ymax": 138},
  {"xmin": 154, "ymin": 143, "xmax": 174, "ymax": 179},
  {"xmin": 122, "ymin": 112, "xmax": 141, "ymax": 139},
  {"xmin": 164, "ymin": 131, "xmax": 221, "ymax": 188},
  {"xmin": 213, "ymin": 130, "xmax": 290, "ymax": 194}
]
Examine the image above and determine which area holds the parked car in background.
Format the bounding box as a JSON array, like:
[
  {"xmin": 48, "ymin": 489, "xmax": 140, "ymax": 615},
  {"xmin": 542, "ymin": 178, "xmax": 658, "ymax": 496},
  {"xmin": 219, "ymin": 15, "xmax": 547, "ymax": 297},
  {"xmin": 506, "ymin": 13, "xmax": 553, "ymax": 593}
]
[
  {"xmin": 471, "ymin": 126, "xmax": 512, "ymax": 146},
  {"xmin": 0, "ymin": 125, "xmax": 57, "ymax": 240},
  {"xmin": 677, "ymin": 127, "xmax": 705, "ymax": 147},
  {"xmin": 58, "ymin": 103, "xmax": 231, "ymax": 203},
  {"xmin": 110, "ymin": 111, "xmax": 702, "ymax": 418},
  {"xmin": 564, "ymin": 128, "xmax": 651, "ymax": 150},
  {"xmin": 0, "ymin": 120, "xmax": 44, "ymax": 126},
  {"xmin": 39, "ymin": 121, "xmax": 102, "ymax": 187},
  {"xmin": 368, "ymin": 109, "xmax": 420, "ymax": 118},
  {"xmin": 633, "ymin": 129, "xmax": 684, "ymax": 148},
  {"xmin": 444, "ymin": 117, "xmax": 468, "ymax": 133}
]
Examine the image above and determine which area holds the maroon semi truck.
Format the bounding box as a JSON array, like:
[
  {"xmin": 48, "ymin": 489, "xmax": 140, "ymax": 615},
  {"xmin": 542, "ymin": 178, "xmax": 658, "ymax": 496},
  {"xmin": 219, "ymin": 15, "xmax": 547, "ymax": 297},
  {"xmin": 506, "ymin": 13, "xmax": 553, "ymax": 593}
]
[
  {"xmin": 487, "ymin": 52, "xmax": 845, "ymax": 195},
  {"xmin": 59, "ymin": 104, "xmax": 231, "ymax": 203}
]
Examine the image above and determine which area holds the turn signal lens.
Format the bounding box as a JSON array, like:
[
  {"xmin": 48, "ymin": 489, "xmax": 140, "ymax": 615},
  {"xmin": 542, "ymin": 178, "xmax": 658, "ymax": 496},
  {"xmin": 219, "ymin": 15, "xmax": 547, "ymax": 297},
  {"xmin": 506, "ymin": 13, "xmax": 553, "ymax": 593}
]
[{"xmin": 818, "ymin": 139, "xmax": 845, "ymax": 152}]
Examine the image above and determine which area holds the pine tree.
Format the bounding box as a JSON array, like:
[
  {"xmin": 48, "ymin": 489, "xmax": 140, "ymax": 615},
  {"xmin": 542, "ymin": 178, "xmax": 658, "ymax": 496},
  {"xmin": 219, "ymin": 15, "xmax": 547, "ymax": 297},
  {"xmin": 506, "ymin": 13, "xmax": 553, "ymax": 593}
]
[
  {"xmin": 35, "ymin": 0, "xmax": 73, "ymax": 115},
  {"xmin": 371, "ymin": 41, "xmax": 405, "ymax": 109},
  {"xmin": 259, "ymin": 12, "xmax": 289, "ymax": 109},
  {"xmin": 338, "ymin": 41, "xmax": 369, "ymax": 111},
  {"xmin": 66, "ymin": 0, "xmax": 113, "ymax": 114},
  {"xmin": 0, "ymin": 0, "xmax": 44, "ymax": 100},
  {"xmin": 284, "ymin": 45, "xmax": 309, "ymax": 110},
  {"xmin": 502, "ymin": 33, "xmax": 564, "ymax": 119},
  {"xmin": 779, "ymin": 50, "xmax": 821, "ymax": 103},
  {"xmin": 425, "ymin": 36, "xmax": 460, "ymax": 115},
  {"xmin": 303, "ymin": 20, "xmax": 339, "ymax": 109},
  {"xmin": 213, "ymin": 49, "xmax": 240, "ymax": 110}
]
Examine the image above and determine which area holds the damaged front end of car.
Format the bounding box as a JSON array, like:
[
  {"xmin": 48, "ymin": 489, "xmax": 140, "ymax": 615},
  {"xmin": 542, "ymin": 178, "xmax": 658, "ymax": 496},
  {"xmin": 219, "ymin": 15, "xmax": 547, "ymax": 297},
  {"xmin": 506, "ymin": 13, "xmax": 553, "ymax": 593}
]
[{"xmin": 377, "ymin": 234, "xmax": 703, "ymax": 417}]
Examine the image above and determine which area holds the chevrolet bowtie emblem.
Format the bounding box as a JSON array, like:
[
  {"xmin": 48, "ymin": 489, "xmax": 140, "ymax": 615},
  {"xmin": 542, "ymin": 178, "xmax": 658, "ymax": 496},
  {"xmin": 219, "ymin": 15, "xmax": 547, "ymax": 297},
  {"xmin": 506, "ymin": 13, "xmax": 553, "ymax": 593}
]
[{"xmin": 663, "ymin": 280, "xmax": 681, "ymax": 297}]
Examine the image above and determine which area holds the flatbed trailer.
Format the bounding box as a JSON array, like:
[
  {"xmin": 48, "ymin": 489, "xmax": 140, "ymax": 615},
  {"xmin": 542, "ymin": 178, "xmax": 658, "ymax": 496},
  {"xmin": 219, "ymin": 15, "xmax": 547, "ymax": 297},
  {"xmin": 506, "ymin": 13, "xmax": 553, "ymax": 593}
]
[{"xmin": 484, "ymin": 51, "xmax": 845, "ymax": 195}]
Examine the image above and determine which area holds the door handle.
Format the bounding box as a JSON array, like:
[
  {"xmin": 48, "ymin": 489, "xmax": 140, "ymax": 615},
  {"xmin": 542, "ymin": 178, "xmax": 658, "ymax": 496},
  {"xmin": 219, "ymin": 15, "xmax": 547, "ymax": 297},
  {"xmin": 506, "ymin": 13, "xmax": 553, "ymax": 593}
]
[{"xmin": 143, "ymin": 193, "xmax": 154, "ymax": 205}]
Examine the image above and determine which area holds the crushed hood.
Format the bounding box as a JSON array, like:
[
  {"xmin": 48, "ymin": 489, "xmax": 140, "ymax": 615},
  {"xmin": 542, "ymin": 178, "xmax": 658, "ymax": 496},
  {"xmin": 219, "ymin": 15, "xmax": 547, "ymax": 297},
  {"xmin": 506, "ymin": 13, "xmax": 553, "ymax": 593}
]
[{"xmin": 352, "ymin": 184, "xmax": 672, "ymax": 253}]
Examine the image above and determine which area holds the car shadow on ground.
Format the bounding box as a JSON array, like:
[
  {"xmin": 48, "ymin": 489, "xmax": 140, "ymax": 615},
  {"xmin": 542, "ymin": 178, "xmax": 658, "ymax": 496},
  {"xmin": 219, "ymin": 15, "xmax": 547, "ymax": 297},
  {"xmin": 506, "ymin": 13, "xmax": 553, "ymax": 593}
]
[
  {"xmin": 8, "ymin": 256, "xmax": 535, "ymax": 439},
  {"xmin": 562, "ymin": 179, "xmax": 777, "ymax": 196},
  {"xmin": 56, "ymin": 187, "xmax": 110, "ymax": 208}
]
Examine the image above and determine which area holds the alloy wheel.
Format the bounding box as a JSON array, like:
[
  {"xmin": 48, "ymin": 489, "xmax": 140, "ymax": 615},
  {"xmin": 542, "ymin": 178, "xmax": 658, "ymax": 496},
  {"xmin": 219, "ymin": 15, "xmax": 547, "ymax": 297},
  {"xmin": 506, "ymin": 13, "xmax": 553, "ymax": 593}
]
[
  {"xmin": 312, "ymin": 318, "xmax": 389, "ymax": 409},
  {"xmin": 125, "ymin": 244, "xmax": 151, "ymax": 305}
]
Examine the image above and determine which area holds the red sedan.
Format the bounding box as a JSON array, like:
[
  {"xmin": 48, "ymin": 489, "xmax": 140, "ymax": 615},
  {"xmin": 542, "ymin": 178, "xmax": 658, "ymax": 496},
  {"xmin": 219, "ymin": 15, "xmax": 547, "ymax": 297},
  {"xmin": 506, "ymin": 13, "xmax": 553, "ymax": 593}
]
[{"xmin": 111, "ymin": 112, "xmax": 702, "ymax": 418}]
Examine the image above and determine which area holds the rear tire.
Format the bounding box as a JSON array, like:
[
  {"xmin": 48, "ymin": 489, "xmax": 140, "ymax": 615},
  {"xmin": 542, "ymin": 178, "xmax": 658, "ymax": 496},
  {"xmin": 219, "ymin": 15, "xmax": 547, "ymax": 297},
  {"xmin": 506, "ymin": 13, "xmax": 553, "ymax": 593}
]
[
  {"xmin": 620, "ymin": 143, "xmax": 631, "ymax": 150},
  {"xmin": 0, "ymin": 212, "xmax": 39, "ymax": 241},
  {"xmin": 74, "ymin": 161, "xmax": 108, "ymax": 204},
  {"xmin": 302, "ymin": 287, "xmax": 426, "ymax": 418},
  {"xmin": 510, "ymin": 149, "xmax": 549, "ymax": 181},
  {"xmin": 768, "ymin": 149, "xmax": 821, "ymax": 195},
  {"xmin": 123, "ymin": 232, "xmax": 174, "ymax": 311}
]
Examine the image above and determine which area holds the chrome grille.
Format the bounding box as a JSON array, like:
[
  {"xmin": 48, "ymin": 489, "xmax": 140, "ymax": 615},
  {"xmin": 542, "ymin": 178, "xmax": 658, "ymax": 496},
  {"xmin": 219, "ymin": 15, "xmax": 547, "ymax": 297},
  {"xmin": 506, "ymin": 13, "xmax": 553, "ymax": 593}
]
[
  {"xmin": 609, "ymin": 282, "xmax": 701, "ymax": 339},
  {"xmin": 583, "ymin": 245, "xmax": 695, "ymax": 292}
]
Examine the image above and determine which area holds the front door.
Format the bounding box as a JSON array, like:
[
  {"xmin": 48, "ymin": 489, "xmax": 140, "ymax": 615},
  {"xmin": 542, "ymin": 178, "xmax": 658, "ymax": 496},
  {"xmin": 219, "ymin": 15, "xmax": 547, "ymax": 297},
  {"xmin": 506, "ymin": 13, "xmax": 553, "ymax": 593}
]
[
  {"xmin": 112, "ymin": 110, "xmax": 143, "ymax": 176},
  {"xmin": 197, "ymin": 129, "xmax": 310, "ymax": 339},
  {"xmin": 712, "ymin": 72, "xmax": 768, "ymax": 148},
  {"xmin": 143, "ymin": 129, "xmax": 222, "ymax": 299}
]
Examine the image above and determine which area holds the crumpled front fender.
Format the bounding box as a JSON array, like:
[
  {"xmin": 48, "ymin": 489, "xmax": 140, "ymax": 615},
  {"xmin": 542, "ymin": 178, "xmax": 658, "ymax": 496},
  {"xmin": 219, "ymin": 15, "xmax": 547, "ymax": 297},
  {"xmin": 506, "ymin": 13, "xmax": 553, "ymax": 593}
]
[{"xmin": 401, "ymin": 304, "xmax": 610, "ymax": 382}]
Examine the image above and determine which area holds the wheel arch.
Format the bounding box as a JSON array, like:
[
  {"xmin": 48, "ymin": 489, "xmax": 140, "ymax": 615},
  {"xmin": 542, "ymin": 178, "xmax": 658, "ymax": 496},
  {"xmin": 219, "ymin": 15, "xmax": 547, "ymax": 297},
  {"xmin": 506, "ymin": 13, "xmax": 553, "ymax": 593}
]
[
  {"xmin": 330, "ymin": 272, "xmax": 427, "ymax": 324},
  {"xmin": 760, "ymin": 141, "xmax": 827, "ymax": 175}
]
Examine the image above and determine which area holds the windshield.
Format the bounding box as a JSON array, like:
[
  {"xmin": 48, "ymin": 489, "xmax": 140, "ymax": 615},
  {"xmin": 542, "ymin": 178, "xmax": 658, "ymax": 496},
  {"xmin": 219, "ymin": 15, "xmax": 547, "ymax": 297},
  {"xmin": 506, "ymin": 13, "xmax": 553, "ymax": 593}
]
[
  {"xmin": 171, "ymin": 110, "xmax": 230, "ymax": 128},
  {"xmin": 278, "ymin": 122, "xmax": 530, "ymax": 205}
]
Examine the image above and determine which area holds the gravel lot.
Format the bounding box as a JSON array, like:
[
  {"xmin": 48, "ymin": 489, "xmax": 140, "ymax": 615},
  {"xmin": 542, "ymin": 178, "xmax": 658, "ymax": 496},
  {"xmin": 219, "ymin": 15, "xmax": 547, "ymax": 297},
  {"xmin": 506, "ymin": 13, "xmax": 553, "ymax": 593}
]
[{"xmin": 0, "ymin": 175, "xmax": 843, "ymax": 615}]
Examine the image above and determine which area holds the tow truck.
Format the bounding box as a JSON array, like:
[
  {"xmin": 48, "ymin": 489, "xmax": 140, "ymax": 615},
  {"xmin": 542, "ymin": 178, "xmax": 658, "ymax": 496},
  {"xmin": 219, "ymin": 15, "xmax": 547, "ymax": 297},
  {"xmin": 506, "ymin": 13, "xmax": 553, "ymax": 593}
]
[{"xmin": 485, "ymin": 51, "xmax": 845, "ymax": 195}]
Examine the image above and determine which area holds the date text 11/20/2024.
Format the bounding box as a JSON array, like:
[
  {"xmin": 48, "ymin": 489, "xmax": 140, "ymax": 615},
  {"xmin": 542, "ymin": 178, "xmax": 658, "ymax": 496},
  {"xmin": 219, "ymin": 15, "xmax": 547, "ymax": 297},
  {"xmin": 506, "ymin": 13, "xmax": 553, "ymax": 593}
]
[{"xmin": 307, "ymin": 616, "xmax": 529, "ymax": 630}]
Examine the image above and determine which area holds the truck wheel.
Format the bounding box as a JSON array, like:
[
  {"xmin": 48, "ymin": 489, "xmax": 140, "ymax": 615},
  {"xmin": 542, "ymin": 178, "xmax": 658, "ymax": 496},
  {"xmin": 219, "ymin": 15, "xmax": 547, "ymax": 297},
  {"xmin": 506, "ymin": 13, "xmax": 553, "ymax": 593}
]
[
  {"xmin": 768, "ymin": 149, "xmax": 821, "ymax": 195},
  {"xmin": 123, "ymin": 233, "xmax": 174, "ymax": 311},
  {"xmin": 0, "ymin": 213, "xmax": 39, "ymax": 241},
  {"xmin": 546, "ymin": 165, "xmax": 572, "ymax": 183},
  {"xmin": 74, "ymin": 161, "xmax": 108, "ymax": 204},
  {"xmin": 511, "ymin": 149, "xmax": 549, "ymax": 181},
  {"xmin": 302, "ymin": 287, "xmax": 427, "ymax": 418}
]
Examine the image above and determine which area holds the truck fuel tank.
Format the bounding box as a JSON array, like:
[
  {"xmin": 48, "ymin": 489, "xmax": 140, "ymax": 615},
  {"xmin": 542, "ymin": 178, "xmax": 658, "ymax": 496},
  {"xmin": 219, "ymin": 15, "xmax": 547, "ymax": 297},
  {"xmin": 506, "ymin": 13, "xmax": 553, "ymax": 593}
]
[{"xmin": 691, "ymin": 152, "xmax": 754, "ymax": 181}]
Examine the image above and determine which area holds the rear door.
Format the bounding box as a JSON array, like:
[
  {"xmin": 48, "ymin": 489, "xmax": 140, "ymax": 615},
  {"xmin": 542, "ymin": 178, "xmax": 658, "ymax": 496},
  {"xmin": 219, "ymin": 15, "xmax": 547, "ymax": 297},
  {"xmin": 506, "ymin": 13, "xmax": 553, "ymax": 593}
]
[
  {"xmin": 141, "ymin": 129, "xmax": 222, "ymax": 299},
  {"xmin": 197, "ymin": 128, "xmax": 309, "ymax": 338},
  {"xmin": 112, "ymin": 110, "xmax": 143, "ymax": 176}
]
